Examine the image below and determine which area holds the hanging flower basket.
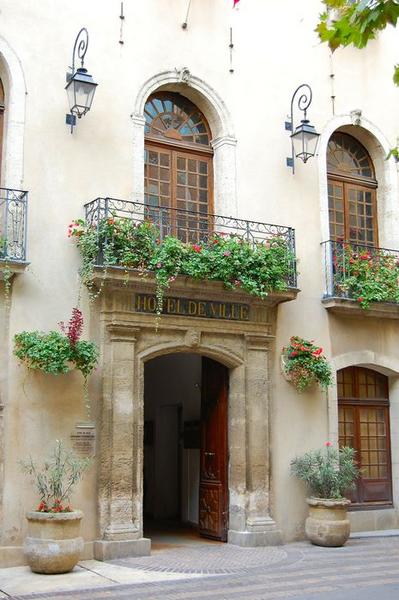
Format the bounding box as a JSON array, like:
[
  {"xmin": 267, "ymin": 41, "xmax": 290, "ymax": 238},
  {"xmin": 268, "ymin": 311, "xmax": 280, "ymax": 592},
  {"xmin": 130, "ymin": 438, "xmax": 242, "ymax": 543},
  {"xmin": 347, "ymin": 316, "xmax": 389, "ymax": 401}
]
[{"xmin": 281, "ymin": 336, "xmax": 332, "ymax": 393}]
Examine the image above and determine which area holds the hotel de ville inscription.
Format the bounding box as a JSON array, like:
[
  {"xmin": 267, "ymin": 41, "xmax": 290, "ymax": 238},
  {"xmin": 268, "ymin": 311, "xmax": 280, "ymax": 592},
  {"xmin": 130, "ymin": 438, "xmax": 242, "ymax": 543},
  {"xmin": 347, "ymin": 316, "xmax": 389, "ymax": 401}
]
[{"xmin": 134, "ymin": 293, "xmax": 250, "ymax": 321}]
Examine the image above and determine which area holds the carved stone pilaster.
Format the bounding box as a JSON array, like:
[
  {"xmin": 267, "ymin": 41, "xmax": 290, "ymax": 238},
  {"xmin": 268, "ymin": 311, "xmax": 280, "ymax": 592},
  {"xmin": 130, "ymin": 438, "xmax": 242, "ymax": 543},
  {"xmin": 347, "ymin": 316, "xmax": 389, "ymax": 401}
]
[
  {"xmin": 228, "ymin": 333, "xmax": 282, "ymax": 546},
  {"xmin": 94, "ymin": 324, "xmax": 150, "ymax": 560}
]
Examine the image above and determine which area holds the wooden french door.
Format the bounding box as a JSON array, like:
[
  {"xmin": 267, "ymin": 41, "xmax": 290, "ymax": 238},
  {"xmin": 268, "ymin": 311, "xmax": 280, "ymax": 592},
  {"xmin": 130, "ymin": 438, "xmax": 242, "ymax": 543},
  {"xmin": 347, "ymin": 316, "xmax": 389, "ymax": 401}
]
[
  {"xmin": 199, "ymin": 357, "xmax": 229, "ymax": 541},
  {"xmin": 328, "ymin": 178, "xmax": 378, "ymax": 245},
  {"xmin": 338, "ymin": 367, "xmax": 392, "ymax": 506},
  {"xmin": 144, "ymin": 143, "xmax": 213, "ymax": 243}
]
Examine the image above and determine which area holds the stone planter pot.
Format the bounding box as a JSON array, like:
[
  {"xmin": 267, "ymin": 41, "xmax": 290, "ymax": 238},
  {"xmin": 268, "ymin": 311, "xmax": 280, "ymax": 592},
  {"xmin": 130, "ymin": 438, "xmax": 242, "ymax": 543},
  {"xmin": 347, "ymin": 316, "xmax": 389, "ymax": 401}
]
[
  {"xmin": 24, "ymin": 510, "xmax": 84, "ymax": 574},
  {"xmin": 305, "ymin": 498, "xmax": 351, "ymax": 547}
]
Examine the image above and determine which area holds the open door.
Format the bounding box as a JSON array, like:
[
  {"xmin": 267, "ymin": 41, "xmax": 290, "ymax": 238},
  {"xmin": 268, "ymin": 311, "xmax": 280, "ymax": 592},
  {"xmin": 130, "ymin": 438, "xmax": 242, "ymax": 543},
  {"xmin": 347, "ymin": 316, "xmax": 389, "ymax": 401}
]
[{"xmin": 199, "ymin": 357, "xmax": 228, "ymax": 541}]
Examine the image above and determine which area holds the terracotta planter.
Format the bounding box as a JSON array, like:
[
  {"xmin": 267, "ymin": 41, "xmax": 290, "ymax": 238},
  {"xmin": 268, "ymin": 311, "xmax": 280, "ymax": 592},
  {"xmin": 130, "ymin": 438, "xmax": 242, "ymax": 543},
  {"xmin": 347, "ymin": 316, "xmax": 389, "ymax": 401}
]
[
  {"xmin": 305, "ymin": 498, "xmax": 351, "ymax": 547},
  {"xmin": 24, "ymin": 510, "xmax": 84, "ymax": 573}
]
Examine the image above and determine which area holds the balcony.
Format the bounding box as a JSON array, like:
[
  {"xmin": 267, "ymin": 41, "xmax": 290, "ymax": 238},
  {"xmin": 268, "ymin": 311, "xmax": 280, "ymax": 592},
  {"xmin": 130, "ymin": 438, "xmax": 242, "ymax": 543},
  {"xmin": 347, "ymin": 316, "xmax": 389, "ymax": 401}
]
[
  {"xmin": 322, "ymin": 240, "xmax": 399, "ymax": 319},
  {"xmin": 0, "ymin": 187, "xmax": 29, "ymax": 279},
  {"xmin": 83, "ymin": 197, "xmax": 298, "ymax": 308}
]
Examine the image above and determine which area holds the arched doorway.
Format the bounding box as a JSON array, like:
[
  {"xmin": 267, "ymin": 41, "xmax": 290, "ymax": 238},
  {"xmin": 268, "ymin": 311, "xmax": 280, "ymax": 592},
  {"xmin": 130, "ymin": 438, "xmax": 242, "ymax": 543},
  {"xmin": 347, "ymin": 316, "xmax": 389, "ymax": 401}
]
[
  {"xmin": 327, "ymin": 132, "xmax": 378, "ymax": 245},
  {"xmin": 338, "ymin": 366, "xmax": 392, "ymax": 506},
  {"xmin": 143, "ymin": 353, "xmax": 229, "ymax": 542}
]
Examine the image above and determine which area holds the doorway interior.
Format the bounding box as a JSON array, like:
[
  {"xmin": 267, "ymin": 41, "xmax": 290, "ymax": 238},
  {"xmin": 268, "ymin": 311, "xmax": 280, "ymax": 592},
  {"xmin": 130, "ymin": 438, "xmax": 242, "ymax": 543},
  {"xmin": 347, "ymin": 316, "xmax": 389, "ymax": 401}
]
[{"xmin": 143, "ymin": 353, "xmax": 228, "ymax": 546}]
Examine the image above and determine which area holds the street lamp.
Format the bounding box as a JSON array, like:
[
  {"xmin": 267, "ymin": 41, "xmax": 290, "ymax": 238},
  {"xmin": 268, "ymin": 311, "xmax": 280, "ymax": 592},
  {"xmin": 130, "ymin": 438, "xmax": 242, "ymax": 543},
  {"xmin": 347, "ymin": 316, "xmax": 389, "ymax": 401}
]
[
  {"xmin": 285, "ymin": 84, "xmax": 319, "ymax": 174},
  {"xmin": 65, "ymin": 28, "xmax": 98, "ymax": 133}
]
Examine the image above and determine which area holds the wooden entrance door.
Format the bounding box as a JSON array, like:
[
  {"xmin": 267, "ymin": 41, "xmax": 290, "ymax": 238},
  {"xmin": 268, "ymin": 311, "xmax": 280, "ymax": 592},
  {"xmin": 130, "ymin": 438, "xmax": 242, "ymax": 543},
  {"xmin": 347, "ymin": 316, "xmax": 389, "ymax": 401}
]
[{"xmin": 199, "ymin": 357, "xmax": 228, "ymax": 541}]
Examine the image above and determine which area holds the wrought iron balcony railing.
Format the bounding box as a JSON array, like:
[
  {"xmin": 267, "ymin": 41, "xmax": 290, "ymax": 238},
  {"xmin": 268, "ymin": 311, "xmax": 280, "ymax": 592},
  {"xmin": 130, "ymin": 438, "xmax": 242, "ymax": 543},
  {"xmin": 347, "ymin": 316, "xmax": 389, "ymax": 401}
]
[
  {"xmin": 84, "ymin": 197, "xmax": 297, "ymax": 288},
  {"xmin": 322, "ymin": 239, "xmax": 399, "ymax": 302},
  {"xmin": 0, "ymin": 187, "xmax": 28, "ymax": 262}
]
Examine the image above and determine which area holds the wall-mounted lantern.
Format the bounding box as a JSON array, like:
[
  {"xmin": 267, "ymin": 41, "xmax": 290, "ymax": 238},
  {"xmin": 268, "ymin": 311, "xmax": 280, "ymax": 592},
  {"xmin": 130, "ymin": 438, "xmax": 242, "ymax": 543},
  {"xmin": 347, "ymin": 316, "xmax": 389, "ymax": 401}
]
[
  {"xmin": 285, "ymin": 84, "xmax": 319, "ymax": 174},
  {"xmin": 65, "ymin": 28, "xmax": 98, "ymax": 133}
]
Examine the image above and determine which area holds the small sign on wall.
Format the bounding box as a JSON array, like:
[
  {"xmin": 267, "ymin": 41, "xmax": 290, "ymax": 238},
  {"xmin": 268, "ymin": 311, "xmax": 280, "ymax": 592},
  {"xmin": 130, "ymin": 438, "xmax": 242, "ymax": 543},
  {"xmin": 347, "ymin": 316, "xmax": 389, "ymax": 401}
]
[{"xmin": 70, "ymin": 423, "xmax": 96, "ymax": 457}]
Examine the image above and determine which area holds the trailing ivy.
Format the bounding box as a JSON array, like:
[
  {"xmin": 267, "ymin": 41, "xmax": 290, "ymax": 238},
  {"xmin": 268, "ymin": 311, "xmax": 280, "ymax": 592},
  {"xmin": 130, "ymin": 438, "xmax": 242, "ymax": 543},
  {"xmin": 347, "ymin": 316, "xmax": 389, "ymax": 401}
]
[{"xmin": 69, "ymin": 217, "xmax": 295, "ymax": 316}]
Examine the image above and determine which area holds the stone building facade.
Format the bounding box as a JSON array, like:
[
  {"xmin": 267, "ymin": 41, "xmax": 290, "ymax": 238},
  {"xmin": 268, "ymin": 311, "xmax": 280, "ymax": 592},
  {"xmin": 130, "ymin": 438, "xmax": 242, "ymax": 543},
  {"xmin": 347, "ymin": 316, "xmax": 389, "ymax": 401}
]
[{"xmin": 1, "ymin": 0, "xmax": 399, "ymax": 565}]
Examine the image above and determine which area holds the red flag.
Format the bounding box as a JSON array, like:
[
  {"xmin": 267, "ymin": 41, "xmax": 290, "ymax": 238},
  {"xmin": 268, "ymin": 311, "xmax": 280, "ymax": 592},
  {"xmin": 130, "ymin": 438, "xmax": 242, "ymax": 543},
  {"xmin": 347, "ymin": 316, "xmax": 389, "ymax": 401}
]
[{"xmin": 233, "ymin": 0, "xmax": 240, "ymax": 6}]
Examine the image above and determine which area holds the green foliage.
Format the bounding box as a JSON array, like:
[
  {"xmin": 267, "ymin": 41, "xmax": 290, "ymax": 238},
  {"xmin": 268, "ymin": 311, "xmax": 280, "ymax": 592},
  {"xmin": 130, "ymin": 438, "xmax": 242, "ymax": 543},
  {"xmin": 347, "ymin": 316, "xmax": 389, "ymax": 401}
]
[
  {"xmin": 70, "ymin": 218, "xmax": 295, "ymax": 316},
  {"xmin": 335, "ymin": 244, "xmax": 399, "ymax": 308},
  {"xmin": 282, "ymin": 336, "xmax": 333, "ymax": 392},
  {"xmin": 317, "ymin": 1, "xmax": 399, "ymax": 84},
  {"xmin": 20, "ymin": 440, "xmax": 91, "ymax": 512},
  {"xmin": 291, "ymin": 444, "xmax": 359, "ymax": 500},
  {"xmin": 14, "ymin": 331, "xmax": 98, "ymax": 378}
]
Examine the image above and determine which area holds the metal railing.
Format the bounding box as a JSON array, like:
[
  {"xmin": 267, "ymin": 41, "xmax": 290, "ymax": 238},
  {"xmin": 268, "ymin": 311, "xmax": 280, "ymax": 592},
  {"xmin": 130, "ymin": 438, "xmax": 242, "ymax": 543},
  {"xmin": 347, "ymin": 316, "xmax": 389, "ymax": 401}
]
[
  {"xmin": 0, "ymin": 187, "xmax": 28, "ymax": 262},
  {"xmin": 84, "ymin": 197, "xmax": 297, "ymax": 288},
  {"xmin": 322, "ymin": 239, "xmax": 399, "ymax": 301}
]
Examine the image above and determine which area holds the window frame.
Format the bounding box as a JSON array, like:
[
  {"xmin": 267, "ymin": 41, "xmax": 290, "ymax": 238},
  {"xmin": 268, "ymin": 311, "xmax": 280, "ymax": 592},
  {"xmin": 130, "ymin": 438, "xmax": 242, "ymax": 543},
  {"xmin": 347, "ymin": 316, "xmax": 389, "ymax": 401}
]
[
  {"xmin": 144, "ymin": 92, "xmax": 214, "ymax": 236},
  {"xmin": 338, "ymin": 366, "xmax": 393, "ymax": 509},
  {"xmin": 327, "ymin": 133, "xmax": 378, "ymax": 246}
]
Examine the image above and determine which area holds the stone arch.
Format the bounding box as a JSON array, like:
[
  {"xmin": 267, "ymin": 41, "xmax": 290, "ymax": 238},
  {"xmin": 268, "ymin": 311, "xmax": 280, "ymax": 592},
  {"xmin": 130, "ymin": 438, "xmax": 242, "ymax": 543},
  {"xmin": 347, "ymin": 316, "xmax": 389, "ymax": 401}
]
[
  {"xmin": 332, "ymin": 350, "xmax": 399, "ymax": 377},
  {"xmin": 131, "ymin": 69, "xmax": 237, "ymax": 217},
  {"xmin": 318, "ymin": 113, "xmax": 399, "ymax": 249},
  {"xmin": 0, "ymin": 35, "xmax": 27, "ymax": 188},
  {"xmin": 138, "ymin": 340, "xmax": 244, "ymax": 370}
]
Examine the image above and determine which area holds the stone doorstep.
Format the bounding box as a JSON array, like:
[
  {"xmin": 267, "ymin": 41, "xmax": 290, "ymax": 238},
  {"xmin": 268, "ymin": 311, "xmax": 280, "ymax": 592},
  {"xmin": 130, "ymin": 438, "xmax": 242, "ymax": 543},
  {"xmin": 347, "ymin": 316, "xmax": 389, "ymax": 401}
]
[
  {"xmin": 350, "ymin": 529, "xmax": 399, "ymax": 539},
  {"xmin": 0, "ymin": 559, "xmax": 201, "ymax": 597}
]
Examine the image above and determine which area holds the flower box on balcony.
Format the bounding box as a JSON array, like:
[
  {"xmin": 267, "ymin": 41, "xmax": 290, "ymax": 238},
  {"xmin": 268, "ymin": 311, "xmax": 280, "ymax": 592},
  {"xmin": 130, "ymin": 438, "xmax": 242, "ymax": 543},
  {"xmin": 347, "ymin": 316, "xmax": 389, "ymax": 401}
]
[
  {"xmin": 71, "ymin": 197, "xmax": 299, "ymax": 314},
  {"xmin": 322, "ymin": 240, "xmax": 399, "ymax": 319}
]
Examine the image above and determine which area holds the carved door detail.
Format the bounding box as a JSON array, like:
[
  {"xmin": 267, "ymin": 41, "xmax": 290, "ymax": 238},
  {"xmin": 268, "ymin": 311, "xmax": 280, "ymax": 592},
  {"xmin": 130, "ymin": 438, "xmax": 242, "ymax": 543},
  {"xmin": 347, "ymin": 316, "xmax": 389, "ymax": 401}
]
[{"xmin": 199, "ymin": 357, "xmax": 228, "ymax": 541}]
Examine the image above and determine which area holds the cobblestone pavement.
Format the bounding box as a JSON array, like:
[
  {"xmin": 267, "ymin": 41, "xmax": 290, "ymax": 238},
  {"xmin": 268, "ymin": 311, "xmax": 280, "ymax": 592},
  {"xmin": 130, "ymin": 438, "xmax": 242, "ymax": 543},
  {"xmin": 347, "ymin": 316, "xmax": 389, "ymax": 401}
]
[{"xmin": 6, "ymin": 536, "xmax": 399, "ymax": 600}]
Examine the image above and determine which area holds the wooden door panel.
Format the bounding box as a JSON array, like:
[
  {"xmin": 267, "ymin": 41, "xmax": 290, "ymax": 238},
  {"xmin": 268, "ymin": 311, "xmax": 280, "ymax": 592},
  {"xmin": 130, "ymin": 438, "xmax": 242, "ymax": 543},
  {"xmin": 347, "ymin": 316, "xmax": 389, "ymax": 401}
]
[
  {"xmin": 199, "ymin": 484, "xmax": 225, "ymax": 539},
  {"xmin": 199, "ymin": 357, "xmax": 228, "ymax": 541}
]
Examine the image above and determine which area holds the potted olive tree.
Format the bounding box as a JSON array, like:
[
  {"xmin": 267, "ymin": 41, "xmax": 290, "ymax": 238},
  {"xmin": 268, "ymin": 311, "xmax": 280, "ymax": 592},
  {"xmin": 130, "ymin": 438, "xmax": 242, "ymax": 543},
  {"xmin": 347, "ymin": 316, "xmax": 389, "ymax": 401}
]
[
  {"xmin": 20, "ymin": 440, "xmax": 91, "ymax": 574},
  {"xmin": 291, "ymin": 443, "xmax": 359, "ymax": 547}
]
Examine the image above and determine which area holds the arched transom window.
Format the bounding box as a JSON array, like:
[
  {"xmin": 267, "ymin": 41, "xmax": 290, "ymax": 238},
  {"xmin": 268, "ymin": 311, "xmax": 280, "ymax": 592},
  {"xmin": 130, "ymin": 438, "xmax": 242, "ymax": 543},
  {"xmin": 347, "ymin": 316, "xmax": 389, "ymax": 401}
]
[
  {"xmin": 327, "ymin": 133, "xmax": 377, "ymax": 246},
  {"xmin": 338, "ymin": 366, "xmax": 392, "ymax": 506},
  {"xmin": 144, "ymin": 92, "xmax": 213, "ymax": 242}
]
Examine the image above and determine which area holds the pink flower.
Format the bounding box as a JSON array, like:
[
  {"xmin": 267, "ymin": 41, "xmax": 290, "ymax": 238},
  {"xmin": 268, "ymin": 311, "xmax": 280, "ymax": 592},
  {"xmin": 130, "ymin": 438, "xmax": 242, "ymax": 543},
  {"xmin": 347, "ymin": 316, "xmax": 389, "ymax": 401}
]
[
  {"xmin": 223, "ymin": 250, "xmax": 231, "ymax": 257},
  {"xmin": 156, "ymin": 262, "xmax": 162, "ymax": 268},
  {"xmin": 59, "ymin": 308, "xmax": 84, "ymax": 346},
  {"xmin": 192, "ymin": 244, "xmax": 202, "ymax": 253},
  {"xmin": 324, "ymin": 441, "xmax": 332, "ymax": 447}
]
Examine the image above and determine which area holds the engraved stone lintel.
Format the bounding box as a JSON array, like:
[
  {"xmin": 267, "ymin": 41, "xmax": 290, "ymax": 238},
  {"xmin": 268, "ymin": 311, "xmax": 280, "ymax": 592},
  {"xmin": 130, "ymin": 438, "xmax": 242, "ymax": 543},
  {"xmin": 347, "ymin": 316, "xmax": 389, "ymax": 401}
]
[
  {"xmin": 107, "ymin": 324, "xmax": 140, "ymax": 343},
  {"xmin": 104, "ymin": 523, "xmax": 139, "ymax": 541}
]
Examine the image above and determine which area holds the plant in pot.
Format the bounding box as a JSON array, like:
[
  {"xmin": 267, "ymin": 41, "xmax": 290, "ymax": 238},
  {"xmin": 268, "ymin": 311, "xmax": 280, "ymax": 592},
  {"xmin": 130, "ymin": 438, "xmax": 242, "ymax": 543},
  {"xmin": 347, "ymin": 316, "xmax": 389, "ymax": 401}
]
[
  {"xmin": 282, "ymin": 336, "xmax": 333, "ymax": 392},
  {"xmin": 14, "ymin": 308, "xmax": 98, "ymax": 417},
  {"xmin": 20, "ymin": 440, "xmax": 91, "ymax": 574},
  {"xmin": 291, "ymin": 442, "xmax": 359, "ymax": 547}
]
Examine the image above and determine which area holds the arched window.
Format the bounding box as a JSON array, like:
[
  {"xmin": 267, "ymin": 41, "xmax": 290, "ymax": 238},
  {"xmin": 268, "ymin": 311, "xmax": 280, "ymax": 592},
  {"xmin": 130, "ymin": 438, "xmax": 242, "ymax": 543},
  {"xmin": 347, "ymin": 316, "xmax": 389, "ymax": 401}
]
[
  {"xmin": 144, "ymin": 92, "xmax": 213, "ymax": 242},
  {"xmin": 327, "ymin": 133, "xmax": 377, "ymax": 246},
  {"xmin": 338, "ymin": 366, "xmax": 392, "ymax": 506}
]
